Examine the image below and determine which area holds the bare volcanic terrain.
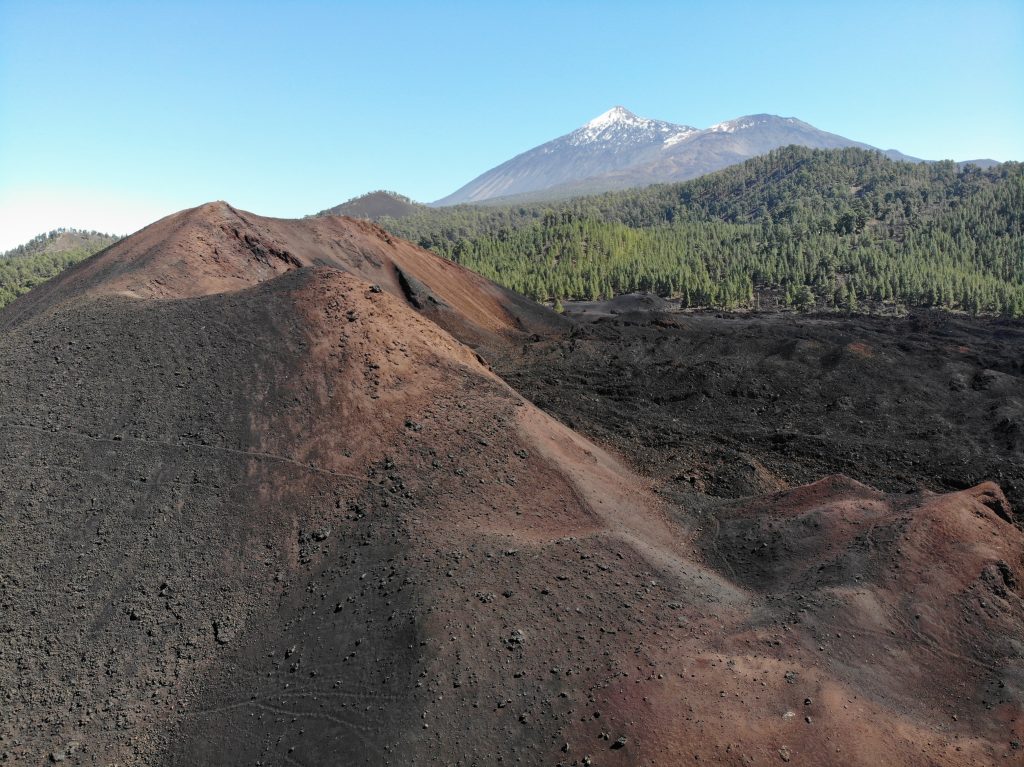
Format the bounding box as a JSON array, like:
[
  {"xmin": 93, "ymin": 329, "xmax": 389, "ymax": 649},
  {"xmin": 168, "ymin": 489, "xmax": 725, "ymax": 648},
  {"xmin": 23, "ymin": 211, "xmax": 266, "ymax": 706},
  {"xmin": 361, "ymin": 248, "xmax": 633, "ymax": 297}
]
[
  {"xmin": 0, "ymin": 204, "xmax": 1021, "ymax": 766},
  {"xmin": 508, "ymin": 301, "xmax": 1024, "ymax": 513}
]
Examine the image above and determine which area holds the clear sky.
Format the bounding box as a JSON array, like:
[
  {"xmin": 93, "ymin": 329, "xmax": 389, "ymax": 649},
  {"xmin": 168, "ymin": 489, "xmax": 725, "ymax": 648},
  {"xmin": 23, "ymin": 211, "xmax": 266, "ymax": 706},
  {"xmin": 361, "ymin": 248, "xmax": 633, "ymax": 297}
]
[{"xmin": 1, "ymin": 0, "xmax": 1022, "ymax": 251}]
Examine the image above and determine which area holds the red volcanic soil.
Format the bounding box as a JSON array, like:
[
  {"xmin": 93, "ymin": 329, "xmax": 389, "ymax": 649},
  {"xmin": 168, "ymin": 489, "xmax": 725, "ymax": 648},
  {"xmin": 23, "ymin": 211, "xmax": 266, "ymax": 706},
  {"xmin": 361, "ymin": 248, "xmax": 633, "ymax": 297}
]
[
  {"xmin": 0, "ymin": 204, "xmax": 1020, "ymax": 765},
  {"xmin": 1, "ymin": 201, "xmax": 566, "ymax": 348}
]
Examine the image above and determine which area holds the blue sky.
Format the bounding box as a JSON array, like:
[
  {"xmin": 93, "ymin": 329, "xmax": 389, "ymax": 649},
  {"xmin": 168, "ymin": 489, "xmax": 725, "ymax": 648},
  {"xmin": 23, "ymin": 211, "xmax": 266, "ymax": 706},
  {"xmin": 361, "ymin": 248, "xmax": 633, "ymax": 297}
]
[{"xmin": 1, "ymin": 0, "xmax": 1022, "ymax": 250}]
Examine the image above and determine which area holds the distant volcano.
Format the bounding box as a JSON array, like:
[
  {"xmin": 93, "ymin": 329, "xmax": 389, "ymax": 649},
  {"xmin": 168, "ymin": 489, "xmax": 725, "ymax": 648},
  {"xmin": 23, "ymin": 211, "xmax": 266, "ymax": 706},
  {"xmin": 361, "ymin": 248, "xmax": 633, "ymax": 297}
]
[{"xmin": 433, "ymin": 107, "xmax": 922, "ymax": 204}]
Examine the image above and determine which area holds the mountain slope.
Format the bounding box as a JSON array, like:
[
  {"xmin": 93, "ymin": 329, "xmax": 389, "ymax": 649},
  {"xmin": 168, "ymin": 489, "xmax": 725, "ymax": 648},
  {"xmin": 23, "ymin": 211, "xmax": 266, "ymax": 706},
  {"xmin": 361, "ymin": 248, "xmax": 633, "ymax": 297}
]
[
  {"xmin": 1, "ymin": 228, "xmax": 119, "ymax": 260},
  {"xmin": 537, "ymin": 114, "xmax": 920, "ymax": 200},
  {"xmin": 433, "ymin": 106, "xmax": 698, "ymax": 205},
  {"xmin": 433, "ymin": 107, "xmax": 924, "ymax": 205},
  {"xmin": 1, "ymin": 201, "xmax": 566, "ymax": 349},
  {"xmin": 315, "ymin": 190, "xmax": 425, "ymax": 220},
  {"xmin": 1, "ymin": 203, "xmax": 1021, "ymax": 765},
  {"xmin": 375, "ymin": 147, "xmax": 1024, "ymax": 317},
  {"xmin": 0, "ymin": 229, "xmax": 120, "ymax": 309}
]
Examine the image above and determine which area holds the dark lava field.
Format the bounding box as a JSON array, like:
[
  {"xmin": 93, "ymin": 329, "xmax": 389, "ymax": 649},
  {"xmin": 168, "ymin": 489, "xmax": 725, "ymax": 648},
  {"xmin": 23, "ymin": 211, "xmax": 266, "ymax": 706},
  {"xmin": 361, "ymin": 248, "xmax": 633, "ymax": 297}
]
[
  {"xmin": 0, "ymin": 205, "xmax": 1021, "ymax": 766},
  {"xmin": 505, "ymin": 300, "xmax": 1024, "ymax": 515}
]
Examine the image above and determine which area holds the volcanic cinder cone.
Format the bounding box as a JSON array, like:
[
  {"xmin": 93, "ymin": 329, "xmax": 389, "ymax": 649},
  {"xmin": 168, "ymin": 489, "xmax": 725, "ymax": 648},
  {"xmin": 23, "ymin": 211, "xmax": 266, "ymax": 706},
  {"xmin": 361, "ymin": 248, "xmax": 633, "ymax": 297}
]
[{"xmin": 0, "ymin": 203, "xmax": 1020, "ymax": 766}]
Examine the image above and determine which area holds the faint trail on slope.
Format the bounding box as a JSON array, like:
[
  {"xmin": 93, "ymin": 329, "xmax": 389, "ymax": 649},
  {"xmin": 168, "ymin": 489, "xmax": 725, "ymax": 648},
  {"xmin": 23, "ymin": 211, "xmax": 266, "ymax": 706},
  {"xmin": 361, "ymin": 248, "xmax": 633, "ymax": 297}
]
[
  {"xmin": 516, "ymin": 406, "xmax": 749, "ymax": 606},
  {"xmin": 0, "ymin": 421, "xmax": 368, "ymax": 483}
]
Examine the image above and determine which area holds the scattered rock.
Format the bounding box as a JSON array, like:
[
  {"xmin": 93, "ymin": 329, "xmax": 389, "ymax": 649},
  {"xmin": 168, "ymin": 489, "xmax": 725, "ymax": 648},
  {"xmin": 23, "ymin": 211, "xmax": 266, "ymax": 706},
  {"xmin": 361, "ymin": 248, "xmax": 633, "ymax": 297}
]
[
  {"xmin": 831, "ymin": 395, "xmax": 853, "ymax": 411},
  {"xmin": 396, "ymin": 265, "xmax": 447, "ymax": 309},
  {"xmin": 213, "ymin": 618, "xmax": 236, "ymax": 645},
  {"xmin": 505, "ymin": 629, "xmax": 525, "ymax": 649}
]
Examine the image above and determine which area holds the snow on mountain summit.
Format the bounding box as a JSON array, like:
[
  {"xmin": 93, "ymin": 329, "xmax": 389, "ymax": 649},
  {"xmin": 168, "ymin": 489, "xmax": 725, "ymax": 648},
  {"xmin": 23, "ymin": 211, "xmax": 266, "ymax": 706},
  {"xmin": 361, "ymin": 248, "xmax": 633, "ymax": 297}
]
[
  {"xmin": 432, "ymin": 108, "xmax": 909, "ymax": 205},
  {"xmin": 570, "ymin": 106, "xmax": 697, "ymax": 147},
  {"xmin": 708, "ymin": 115, "xmax": 802, "ymax": 133},
  {"xmin": 585, "ymin": 106, "xmax": 638, "ymax": 129}
]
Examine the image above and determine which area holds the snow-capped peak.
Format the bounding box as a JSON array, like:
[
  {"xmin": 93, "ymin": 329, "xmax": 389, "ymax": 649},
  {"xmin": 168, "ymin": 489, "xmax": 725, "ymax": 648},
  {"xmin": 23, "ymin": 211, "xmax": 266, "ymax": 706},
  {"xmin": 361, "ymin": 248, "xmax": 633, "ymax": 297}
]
[
  {"xmin": 709, "ymin": 118, "xmax": 756, "ymax": 133},
  {"xmin": 569, "ymin": 106, "xmax": 696, "ymax": 148},
  {"xmin": 433, "ymin": 107, "xmax": 860, "ymax": 205},
  {"xmin": 585, "ymin": 106, "xmax": 638, "ymax": 129}
]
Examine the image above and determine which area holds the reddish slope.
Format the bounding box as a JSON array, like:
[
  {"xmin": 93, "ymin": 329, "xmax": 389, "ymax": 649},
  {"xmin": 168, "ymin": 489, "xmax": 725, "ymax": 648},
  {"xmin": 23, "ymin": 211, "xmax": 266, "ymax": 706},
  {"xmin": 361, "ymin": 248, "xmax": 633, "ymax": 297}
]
[
  {"xmin": 684, "ymin": 476, "xmax": 1023, "ymax": 765},
  {"xmin": 0, "ymin": 203, "xmax": 1019, "ymax": 766},
  {"xmin": 0, "ymin": 201, "xmax": 566, "ymax": 347}
]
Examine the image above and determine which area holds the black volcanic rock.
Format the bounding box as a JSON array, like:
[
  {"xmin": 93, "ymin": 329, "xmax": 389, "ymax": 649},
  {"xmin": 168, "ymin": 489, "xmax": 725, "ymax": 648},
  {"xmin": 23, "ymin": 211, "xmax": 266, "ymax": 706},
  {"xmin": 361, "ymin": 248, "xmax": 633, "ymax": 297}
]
[{"xmin": 3, "ymin": 203, "xmax": 1022, "ymax": 766}]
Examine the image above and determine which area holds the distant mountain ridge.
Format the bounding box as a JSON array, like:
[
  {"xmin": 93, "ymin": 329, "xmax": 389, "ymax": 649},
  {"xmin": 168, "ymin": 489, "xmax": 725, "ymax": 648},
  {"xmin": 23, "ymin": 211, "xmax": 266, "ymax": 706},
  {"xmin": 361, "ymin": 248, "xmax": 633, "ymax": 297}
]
[
  {"xmin": 432, "ymin": 107, "xmax": 961, "ymax": 205},
  {"xmin": 318, "ymin": 108, "xmax": 1001, "ymax": 215},
  {"xmin": 362, "ymin": 146, "xmax": 1024, "ymax": 317},
  {"xmin": 1, "ymin": 228, "xmax": 120, "ymax": 309},
  {"xmin": 2, "ymin": 228, "xmax": 119, "ymax": 260},
  {"xmin": 432, "ymin": 107, "xmax": 699, "ymax": 206}
]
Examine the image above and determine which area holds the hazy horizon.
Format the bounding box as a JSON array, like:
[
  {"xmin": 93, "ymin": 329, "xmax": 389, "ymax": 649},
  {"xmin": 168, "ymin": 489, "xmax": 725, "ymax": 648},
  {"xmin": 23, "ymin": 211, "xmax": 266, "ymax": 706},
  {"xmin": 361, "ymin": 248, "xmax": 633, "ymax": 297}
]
[{"xmin": 1, "ymin": 0, "xmax": 1022, "ymax": 251}]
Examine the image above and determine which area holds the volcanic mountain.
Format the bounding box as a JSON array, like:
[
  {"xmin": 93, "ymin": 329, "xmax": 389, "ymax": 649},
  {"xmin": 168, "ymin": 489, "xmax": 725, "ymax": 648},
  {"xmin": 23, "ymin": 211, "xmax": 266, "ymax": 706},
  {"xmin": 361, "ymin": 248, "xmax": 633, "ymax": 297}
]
[
  {"xmin": 315, "ymin": 190, "xmax": 426, "ymax": 221},
  {"xmin": 433, "ymin": 106, "xmax": 923, "ymax": 205},
  {"xmin": 1, "ymin": 202, "xmax": 1021, "ymax": 765}
]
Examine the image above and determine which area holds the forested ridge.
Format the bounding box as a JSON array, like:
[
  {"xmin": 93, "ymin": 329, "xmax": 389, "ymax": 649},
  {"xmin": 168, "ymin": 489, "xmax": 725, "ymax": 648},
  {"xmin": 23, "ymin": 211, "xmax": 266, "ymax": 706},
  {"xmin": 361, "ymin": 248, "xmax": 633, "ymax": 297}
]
[
  {"xmin": 0, "ymin": 229, "xmax": 119, "ymax": 309},
  {"xmin": 366, "ymin": 147, "xmax": 1024, "ymax": 316},
  {"xmin": 4, "ymin": 149, "xmax": 1021, "ymax": 317}
]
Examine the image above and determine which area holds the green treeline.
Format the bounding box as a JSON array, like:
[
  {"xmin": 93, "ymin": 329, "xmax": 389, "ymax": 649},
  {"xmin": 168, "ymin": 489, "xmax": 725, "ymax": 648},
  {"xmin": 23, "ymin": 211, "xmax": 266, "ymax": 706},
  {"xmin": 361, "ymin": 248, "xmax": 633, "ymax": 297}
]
[
  {"xmin": 0, "ymin": 230, "xmax": 119, "ymax": 309},
  {"xmin": 374, "ymin": 147, "xmax": 1024, "ymax": 317},
  {"xmin": 4, "ymin": 149, "xmax": 1021, "ymax": 317}
]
